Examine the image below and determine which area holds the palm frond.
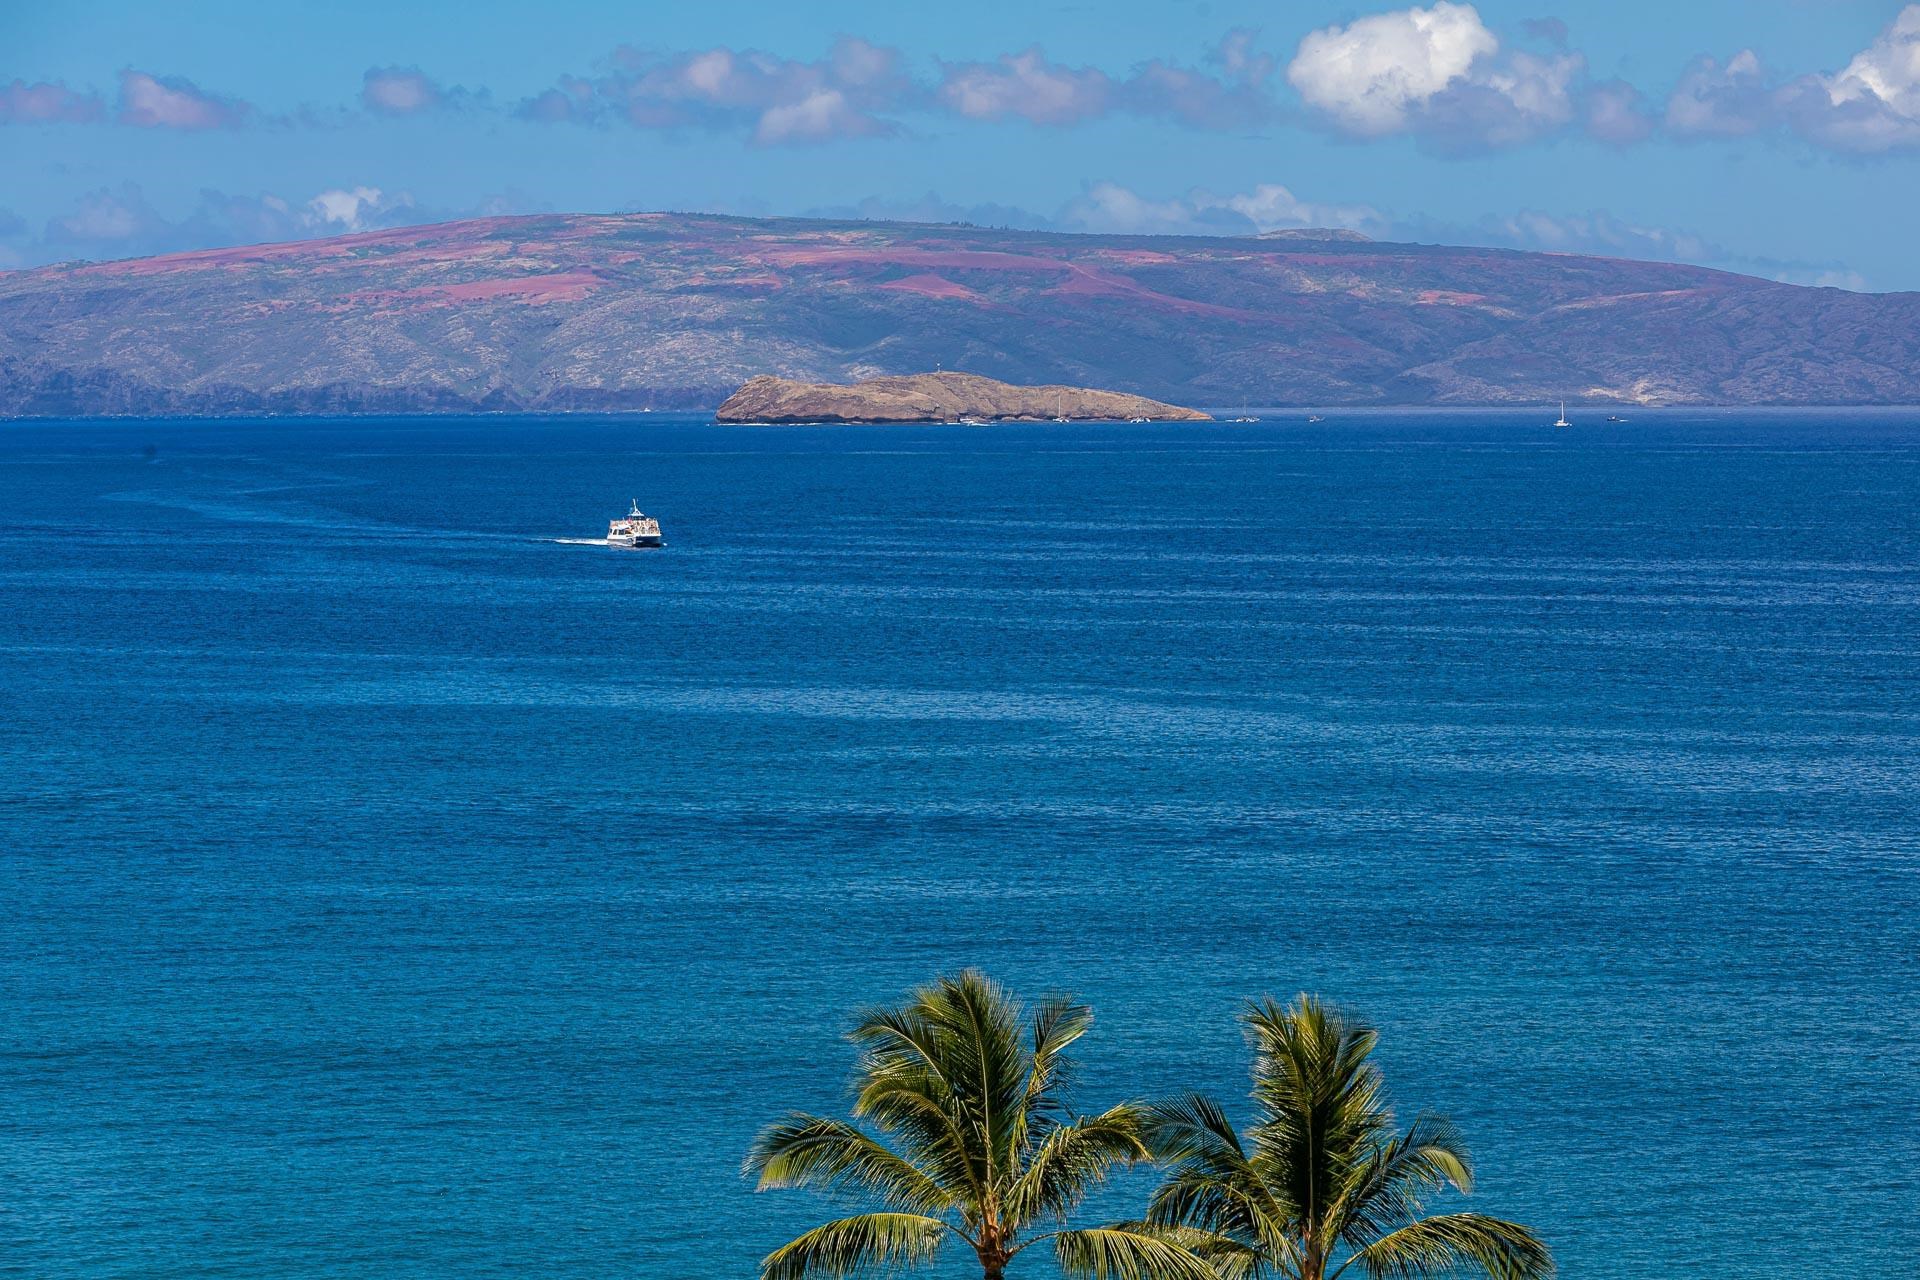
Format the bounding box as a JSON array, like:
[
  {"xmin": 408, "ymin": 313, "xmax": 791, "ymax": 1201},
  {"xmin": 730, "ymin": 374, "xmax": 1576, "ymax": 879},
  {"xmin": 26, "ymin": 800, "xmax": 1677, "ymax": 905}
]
[
  {"xmin": 746, "ymin": 1113, "xmax": 950, "ymax": 1214},
  {"xmin": 1004, "ymin": 1103, "xmax": 1151, "ymax": 1226},
  {"xmin": 1338, "ymin": 1214, "xmax": 1553, "ymax": 1280},
  {"xmin": 1050, "ymin": 1227, "xmax": 1220, "ymax": 1280},
  {"xmin": 1025, "ymin": 995, "xmax": 1093, "ymax": 1113},
  {"xmin": 850, "ymin": 1006, "xmax": 955, "ymax": 1093},
  {"xmin": 1145, "ymin": 1093, "xmax": 1300, "ymax": 1263},
  {"xmin": 1106, "ymin": 1224, "xmax": 1265, "ymax": 1280},
  {"xmin": 1144, "ymin": 1093, "xmax": 1247, "ymax": 1164},
  {"xmin": 1147, "ymin": 1168, "xmax": 1300, "ymax": 1265},
  {"xmin": 852, "ymin": 1078, "xmax": 986, "ymax": 1204},
  {"xmin": 1334, "ymin": 1115, "xmax": 1474, "ymax": 1248},
  {"xmin": 934, "ymin": 968, "xmax": 1029, "ymax": 1182},
  {"xmin": 758, "ymin": 1213, "xmax": 951, "ymax": 1280},
  {"xmin": 1241, "ymin": 995, "xmax": 1391, "ymax": 1243}
]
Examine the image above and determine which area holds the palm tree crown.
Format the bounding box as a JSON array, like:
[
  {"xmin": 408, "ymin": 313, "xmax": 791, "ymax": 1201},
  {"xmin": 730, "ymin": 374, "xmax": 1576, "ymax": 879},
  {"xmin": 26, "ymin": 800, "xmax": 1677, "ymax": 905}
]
[
  {"xmin": 1143, "ymin": 995, "xmax": 1553, "ymax": 1280},
  {"xmin": 746, "ymin": 969, "xmax": 1213, "ymax": 1280}
]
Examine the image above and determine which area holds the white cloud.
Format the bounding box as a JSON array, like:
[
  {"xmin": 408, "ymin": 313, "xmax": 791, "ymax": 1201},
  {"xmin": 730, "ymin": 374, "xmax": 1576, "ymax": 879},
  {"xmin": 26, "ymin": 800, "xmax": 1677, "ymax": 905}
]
[
  {"xmin": 937, "ymin": 39, "xmax": 1280, "ymax": 130},
  {"xmin": 1662, "ymin": 9, "xmax": 1920, "ymax": 153},
  {"xmin": 516, "ymin": 38, "xmax": 907, "ymax": 144},
  {"xmin": 1287, "ymin": 2, "xmax": 1497, "ymax": 134},
  {"xmin": 50, "ymin": 188, "xmax": 151, "ymax": 242},
  {"xmin": 523, "ymin": 32, "xmax": 1279, "ymax": 139},
  {"xmin": 0, "ymin": 79, "xmax": 105, "ymax": 124},
  {"xmin": 1285, "ymin": 2, "xmax": 1579, "ymax": 148},
  {"xmin": 17, "ymin": 183, "xmax": 459, "ymax": 264},
  {"xmin": 1585, "ymin": 78, "xmax": 1655, "ymax": 145},
  {"xmin": 755, "ymin": 89, "xmax": 874, "ymax": 144},
  {"xmin": 1479, "ymin": 209, "xmax": 1719, "ymax": 263},
  {"xmin": 937, "ymin": 48, "xmax": 1112, "ymax": 125},
  {"xmin": 1044, "ymin": 183, "xmax": 1867, "ymax": 287},
  {"xmin": 116, "ymin": 70, "xmax": 249, "ymax": 129},
  {"xmin": 1794, "ymin": 4, "xmax": 1920, "ymax": 150},
  {"xmin": 1058, "ymin": 180, "xmax": 1386, "ymax": 237},
  {"xmin": 1827, "ymin": 5, "xmax": 1920, "ymax": 116},
  {"xmin": 1665, "ymin": 50, "xmax": 1774, "ymax": 137},
  {"xmin": 1057, "ymin": 183, "xmax": 1222, "ymax": 234},
  {"xmin": 361, "ymin": 67, "xmax": 443, "ymax": 116},
  {"xmin": 1215, "ymin": 184, "xmax": 1389, "ymax": 235},
  {"xmin": 307, "ymin": 186, "xmax": 410, "ymax": 231}
]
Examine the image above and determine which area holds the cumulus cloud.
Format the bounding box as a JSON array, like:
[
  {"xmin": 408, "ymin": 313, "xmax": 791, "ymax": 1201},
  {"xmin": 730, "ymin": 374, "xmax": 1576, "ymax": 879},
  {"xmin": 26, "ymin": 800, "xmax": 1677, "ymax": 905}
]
[
  {"xmin": 1661, "ymin": 8, "xmax": 1920, "ymax": 152},
  {"xmin": 116, "ymin": 70, "xmax": 250, "ymax": 129},
  {"xmin": 1395, "ymin": 206, "xmax": 1868, "ymax": 287},
  {"xmin": 937, "ymin": 47, "xmax": 1112, "ymax": 126},
  {"xmin": 1121, "ymin": 30, "xmax": 1279, "ymax": 129},
  {"xmin": 0, "ymin": 79, "xmax": 106, "ymax": 124},
  {"xmin": 1285, "ymin": 2, "xmax": 1582, "ymax": 149},
  {"xmin": 47, "ymin": 187, "xmax": 157, "ymax": 244},
  {"xmin": 1287, "ymin": 2, "xmax": 1497, "ymax": 134},
  {"xmin": 18, "ymin": 183, "xmax": 476, "ymax": 265},
  {"xmin": 1033, "ymin": 181, "xmax": 1867, "ymax": 286},
  {"xmin": 1665, "ymin": 50, "xmax": 1775, "ymax": 137},
  {"xmin": 523, "ymin": 31, "xmax": 1280, "ymax": 140},
  {"xmin": 1585, "ymin": 78, "xmax": 1656, "ymax": 145},
  {"xmin": 1790, "ymin": 4, "xmax": 1920, "ymax": 150},
  {"xmin": 515, "ymin": 38, "xmax": 909, "ymax": 144},
  {"xmin": 1, "ymin": 71, "xmax": 250, "ymax": 130},
  {"xmin": 807, "ymin": 181, "xmax": 1385, "ymax": 238},
  {"xmin": 1475, "ymin": 209, "xmax": 1721, "ymax": 263},
  {"xmin": 306, "ymin": 186, "xmax": 413, "ymax": 230},
  {"xmin": 1210, "ymin": 29, "xmax": 1277, "ymax": 88},
  {"xmin": 361, "ymin": 67, "xmax": 445, "ymax": 116},
  {"xmin": 802, "ymin": 192, "xmax": 1056, "ymax": 229},
  {"xmin": 1057, "ymin": 180, "xmax": 1388, "ymax": 237}
]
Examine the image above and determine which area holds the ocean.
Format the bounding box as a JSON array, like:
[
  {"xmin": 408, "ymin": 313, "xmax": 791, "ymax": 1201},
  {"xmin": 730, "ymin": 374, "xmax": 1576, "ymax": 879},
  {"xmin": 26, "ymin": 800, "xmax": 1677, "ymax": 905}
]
[{"xmin": 2, "ymin": 411, "xmax": 1916, "ymax": 1278}]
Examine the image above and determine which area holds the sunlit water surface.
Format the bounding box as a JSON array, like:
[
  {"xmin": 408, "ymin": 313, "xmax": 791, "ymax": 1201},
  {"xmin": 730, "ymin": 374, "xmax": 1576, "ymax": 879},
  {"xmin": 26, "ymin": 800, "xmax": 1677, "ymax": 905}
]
[{"xmin": 2, "ymin": 411, "xmax": 1916, "ymax": 1279}]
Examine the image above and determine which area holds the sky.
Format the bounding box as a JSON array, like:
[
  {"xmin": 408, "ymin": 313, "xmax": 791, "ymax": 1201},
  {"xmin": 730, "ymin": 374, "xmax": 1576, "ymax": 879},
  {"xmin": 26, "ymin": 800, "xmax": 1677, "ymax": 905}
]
[{"xmin": 4, "ymin": 0, "xmax": 1920, "ymax": 288}]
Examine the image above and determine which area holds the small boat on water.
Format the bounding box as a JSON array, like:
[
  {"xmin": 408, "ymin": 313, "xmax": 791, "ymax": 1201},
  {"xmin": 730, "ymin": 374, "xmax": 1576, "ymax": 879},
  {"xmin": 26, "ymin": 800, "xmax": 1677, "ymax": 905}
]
[
  {"xmin": 1607, "ymin": 414, "xmax": 1628, "ymax": 423},
  {"xmin": 1127, "ymin": 416, "xmax": 1150, "ymax": 423},
  {"xmin": 607, "ymin": 500, "xmax": 663, "ymax": 548},
  {"xmin": 1553, "ymin": 401, "xmax": 1572, "ymax": 428},
  {"xmin": 1307, "ymin": 414, "xmax": 1324, "ymax": 423}
]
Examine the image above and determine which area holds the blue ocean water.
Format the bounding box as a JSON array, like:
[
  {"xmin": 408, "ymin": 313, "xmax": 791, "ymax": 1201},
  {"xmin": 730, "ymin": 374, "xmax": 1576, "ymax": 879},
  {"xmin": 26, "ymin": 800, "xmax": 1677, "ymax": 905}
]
[{"xmin": 1, "ymin": 411, "xmax": 1916, "ymax": 1279}]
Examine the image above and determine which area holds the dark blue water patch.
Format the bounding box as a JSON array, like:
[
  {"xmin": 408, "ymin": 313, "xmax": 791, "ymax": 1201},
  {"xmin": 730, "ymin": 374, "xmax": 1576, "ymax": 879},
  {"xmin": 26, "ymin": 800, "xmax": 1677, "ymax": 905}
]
[{"xmin": 1, "ymin": 411, "xmax": 1916, "ymax": 1279}]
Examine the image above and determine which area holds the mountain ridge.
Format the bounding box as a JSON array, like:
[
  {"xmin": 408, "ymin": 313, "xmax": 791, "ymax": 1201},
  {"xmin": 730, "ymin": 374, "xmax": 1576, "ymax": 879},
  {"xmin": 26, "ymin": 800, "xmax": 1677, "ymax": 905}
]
[{"xmin": 2, "ymin": 210, "xmax": 1915, "ymax": 417}]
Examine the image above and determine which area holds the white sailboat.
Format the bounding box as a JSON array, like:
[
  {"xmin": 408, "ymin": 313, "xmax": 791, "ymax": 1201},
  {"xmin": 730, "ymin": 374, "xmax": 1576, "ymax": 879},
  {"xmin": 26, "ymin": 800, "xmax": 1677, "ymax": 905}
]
[{"xmin": 1552, "ymin": 401, "xmax": 1571, "ymax": 428}]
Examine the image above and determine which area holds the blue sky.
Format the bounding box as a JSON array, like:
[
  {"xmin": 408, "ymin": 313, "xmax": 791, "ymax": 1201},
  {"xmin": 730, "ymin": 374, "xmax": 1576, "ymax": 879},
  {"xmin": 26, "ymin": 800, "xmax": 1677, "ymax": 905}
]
[{"xmin": 5, "ymin": 0, "xmax": 1919, "ymax": 288}]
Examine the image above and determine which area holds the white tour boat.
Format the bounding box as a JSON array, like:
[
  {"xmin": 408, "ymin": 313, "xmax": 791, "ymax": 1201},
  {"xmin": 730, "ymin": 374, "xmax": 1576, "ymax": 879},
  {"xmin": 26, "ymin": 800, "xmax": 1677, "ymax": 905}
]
[{"xmin": 607, "ymin": 500, "xmax": 663, "ymax": 548}]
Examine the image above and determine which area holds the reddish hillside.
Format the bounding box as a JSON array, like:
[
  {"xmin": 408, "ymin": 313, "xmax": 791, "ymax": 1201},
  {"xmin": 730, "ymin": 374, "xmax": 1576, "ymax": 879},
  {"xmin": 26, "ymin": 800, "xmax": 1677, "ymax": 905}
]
[{"xmin": 2, "ymin": 211, "xmax": 1916, "ymax": 414}]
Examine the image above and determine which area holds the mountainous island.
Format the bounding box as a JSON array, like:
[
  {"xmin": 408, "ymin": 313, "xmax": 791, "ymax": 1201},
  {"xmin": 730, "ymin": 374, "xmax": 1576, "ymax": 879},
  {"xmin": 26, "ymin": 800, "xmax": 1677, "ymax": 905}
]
[
  {"xmin": 3, "ymin": 210, "xmax": 1919, "ymax": 417},
  {"xmin": 715, "ymin": 372, "xmax": 1208, "ymax": 423}
]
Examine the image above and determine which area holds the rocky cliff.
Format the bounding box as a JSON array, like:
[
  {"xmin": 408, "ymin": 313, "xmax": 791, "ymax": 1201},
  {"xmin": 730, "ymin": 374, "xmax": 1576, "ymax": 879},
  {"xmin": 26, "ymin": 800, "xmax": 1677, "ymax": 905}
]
[{"xmin": 714, "ymin": 372, "xmax": 1209, "ymax": 423}]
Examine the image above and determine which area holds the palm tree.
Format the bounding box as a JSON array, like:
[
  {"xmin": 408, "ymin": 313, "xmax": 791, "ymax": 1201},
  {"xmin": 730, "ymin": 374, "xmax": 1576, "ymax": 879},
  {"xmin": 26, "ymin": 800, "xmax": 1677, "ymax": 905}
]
[
  {"xmin": 746, "ymin": 969, "xmax": 1214, "ymax": 1280},
  {"xmin": 1142, "ymin": 995, "xmax": 1552, "ymax": 1280}
]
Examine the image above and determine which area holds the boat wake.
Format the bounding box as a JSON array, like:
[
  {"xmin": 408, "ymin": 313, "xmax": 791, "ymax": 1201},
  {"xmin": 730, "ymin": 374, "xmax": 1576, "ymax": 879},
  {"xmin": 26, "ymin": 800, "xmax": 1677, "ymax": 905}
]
[{"xmin": 551, "ymin": 537, "xmax": 613, "ymax": 546}]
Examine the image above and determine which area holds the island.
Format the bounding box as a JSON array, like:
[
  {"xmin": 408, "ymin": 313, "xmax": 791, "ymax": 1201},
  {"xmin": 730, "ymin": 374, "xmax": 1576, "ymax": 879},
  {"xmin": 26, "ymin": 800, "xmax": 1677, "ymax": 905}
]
[{"xmin": 713, "ymin": 372, "xmax": 1212, "ymax": 424}]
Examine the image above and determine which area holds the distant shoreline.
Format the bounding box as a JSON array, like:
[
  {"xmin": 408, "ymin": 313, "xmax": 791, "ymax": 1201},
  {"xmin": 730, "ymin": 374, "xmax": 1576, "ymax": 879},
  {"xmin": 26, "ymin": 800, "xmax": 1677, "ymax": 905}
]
[{"xmin": 10, "ymin": 403, "xmax": 1920, "ymax": 424}]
